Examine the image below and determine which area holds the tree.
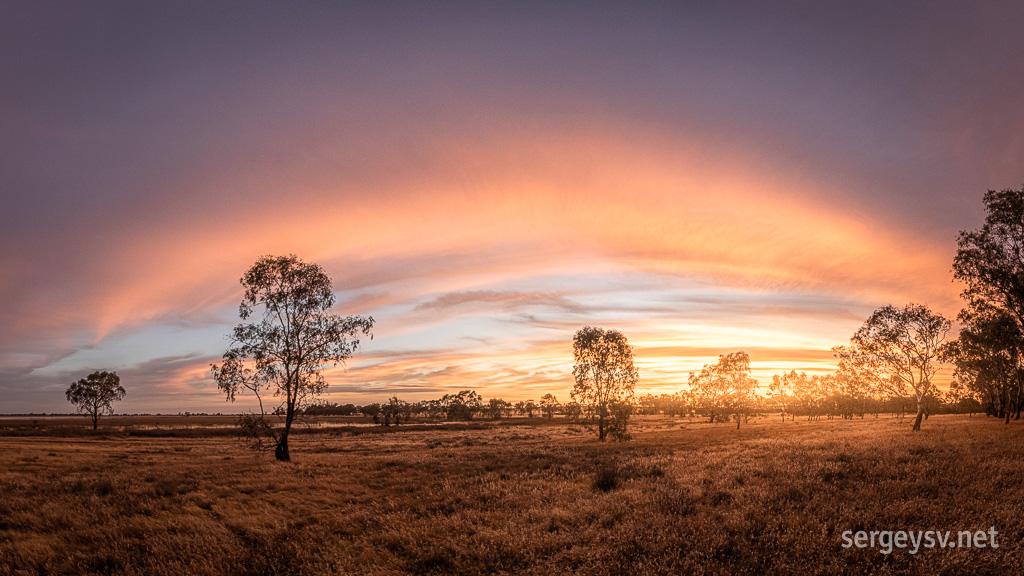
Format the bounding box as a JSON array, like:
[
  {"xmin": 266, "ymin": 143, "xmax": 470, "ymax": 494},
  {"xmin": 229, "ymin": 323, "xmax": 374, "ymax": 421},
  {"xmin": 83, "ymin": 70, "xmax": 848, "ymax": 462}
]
[
  {"xmin": 362, "ymin": 403, "xmax": 382, "ymax": 424},
  {"xmin": 382, "ymin": 396, "xmax": 411, "ymax": 426},
  {"xmin": 539, "ymin": 393, "xmax": 560, "ymax": 419},
  {"xmin": 688, "ymin": 351, "xmax": 758, "ymax": 429},
  {"xmin": 767, "ymin": 374, "xmax": 793, "ymax": 421},
  {"xmin": 842, "ymin": 303, "xmax": 950, "ymax": 431},
  {"xmin": 953, "ymin": 187, "xmax": 1024, "ymax": 331},
  {"xmin": 66, "ymin": 371, "xmax": 126, "ymax": 430},
  {"xmin": 571, "ymin": 326, "xmax": 638, "ymax": 441},
  {"xmin": 439, "ymin": 390, "xmax": 482, "ymax": 420},
  {"xmin": 211, "ymin": 255, "xmax": 374, "ymax": 462},
  {"xmin": 487, "ymin": 398, "xmax": 511, "ymax": 420},
  {"xmin": 515, "ymin": 399, "xmax": 538, "ymax": 418},
  {"xmin": 943, "ymin": 308, "xmax": 1023, "ymax": 423}
]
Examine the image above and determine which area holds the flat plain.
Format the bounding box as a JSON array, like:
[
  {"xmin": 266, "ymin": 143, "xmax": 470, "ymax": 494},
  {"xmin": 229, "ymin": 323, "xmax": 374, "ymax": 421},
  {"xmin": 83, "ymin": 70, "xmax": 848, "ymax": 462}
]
[{"xmin": 1, "ymin": 414, "xmax": 1021, "ymax": 575}]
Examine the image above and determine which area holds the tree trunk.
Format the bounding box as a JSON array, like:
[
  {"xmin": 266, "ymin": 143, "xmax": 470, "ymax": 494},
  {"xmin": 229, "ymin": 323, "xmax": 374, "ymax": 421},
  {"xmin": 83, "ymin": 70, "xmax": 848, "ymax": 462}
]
[
  {"xmin": 92, "ymin": 412, "xmax": 98, "ymax": 430},
  {"xmin": 275, "ymin": 430, "xmax": 290, "ymax": 461},
  {"xmin": 911, "ymin": 406, "xmax": 924, "ymax": 431},
  {"xmin": 276, "ymin": 407, "xmax": 294, "ymax": 461},
  {"xmin": 598, "ymin": 412, "xmax": 606, "ymax": 441}
]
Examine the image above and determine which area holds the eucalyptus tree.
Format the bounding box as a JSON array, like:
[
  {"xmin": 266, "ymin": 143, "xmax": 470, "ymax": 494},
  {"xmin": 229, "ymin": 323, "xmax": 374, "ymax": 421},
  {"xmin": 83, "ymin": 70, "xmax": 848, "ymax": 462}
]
[
  {"xmin": 571, "ymin": 326, "xmax": 638, "ymax": 440},
  {"xmin": 66, "ymin": 371, "xmax": 126, "ymax": 430},
  {"xmin": 689, "ymin": 351, "xmax": 758, "ymax": 428},
  {"xmin": 211, "ymin": 255, "xmax": 373, "ymax": 461},
  {"xmin": 840, "ymin": 304, "xmax": 950, "ymax": 431},
  {"xmin": 539, "ymin": 393, "xmax": 560, "ymax": 419}
]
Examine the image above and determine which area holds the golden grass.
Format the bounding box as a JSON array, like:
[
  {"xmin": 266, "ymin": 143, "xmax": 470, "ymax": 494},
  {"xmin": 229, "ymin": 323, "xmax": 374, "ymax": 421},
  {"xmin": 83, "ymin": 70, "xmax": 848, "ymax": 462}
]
[{"xmin": 1, "ymin": 415, "xmax": 1021, "ymax": 575}]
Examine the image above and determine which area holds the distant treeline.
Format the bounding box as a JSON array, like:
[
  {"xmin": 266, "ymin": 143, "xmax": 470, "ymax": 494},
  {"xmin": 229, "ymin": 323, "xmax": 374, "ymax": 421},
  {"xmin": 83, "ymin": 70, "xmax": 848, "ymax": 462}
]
[
  {"xmin": 301, "ymin": 391, "xmax": 569, "ymax": 425},
  {"xmin": 300, "ymin": 384, "xmax": 986, "ymax": 427}
]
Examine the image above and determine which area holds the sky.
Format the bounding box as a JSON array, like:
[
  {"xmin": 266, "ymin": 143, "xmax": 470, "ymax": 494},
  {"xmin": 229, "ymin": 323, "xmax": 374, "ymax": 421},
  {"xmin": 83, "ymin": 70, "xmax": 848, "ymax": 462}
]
[{"xmin": 3, "ymin": 2, "xmax": 1024, "ymax": 413}]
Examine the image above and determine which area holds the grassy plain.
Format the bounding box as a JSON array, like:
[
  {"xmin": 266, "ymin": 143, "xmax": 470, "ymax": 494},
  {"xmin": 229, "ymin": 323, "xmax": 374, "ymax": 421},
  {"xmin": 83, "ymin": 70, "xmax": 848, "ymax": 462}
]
[{"xmin": 1, "ymin": 414, "xmax": 1021, "ymax": 575}]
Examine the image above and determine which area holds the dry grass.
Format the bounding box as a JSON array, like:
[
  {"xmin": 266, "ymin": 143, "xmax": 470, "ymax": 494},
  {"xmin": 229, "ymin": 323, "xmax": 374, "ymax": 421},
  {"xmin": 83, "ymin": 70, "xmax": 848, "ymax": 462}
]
[{"xmin": 1, "ymin": 415, "xmax": 1021, "ymax": 575}]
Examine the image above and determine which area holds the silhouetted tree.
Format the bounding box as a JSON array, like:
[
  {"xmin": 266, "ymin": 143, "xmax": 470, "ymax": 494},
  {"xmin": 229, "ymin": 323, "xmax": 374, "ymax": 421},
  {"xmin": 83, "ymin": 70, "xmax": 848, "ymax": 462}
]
[
  {"xmin": 571, "ymin": 326, "xmax": 638, "ymax": 440},
  {"xmin": 362, "ymin": 403, "xmax": 382, "ymax": 424},
  {"xmin": 841, "ymin": 303, "xmax": 950, "ymax": 431},
  {"xmin": 440, "ymin": 390, "xmax": 482, "ymax": 420},
  {"xmin": 487, "ymin": 398, "xmax": 511, "ymax": 420},
  {"xmin": 515, "ymin": 399, "xmax": 538, "ymax": 418},
  {"xmin": 539, "ymin": 393, "xmax": 560, "ymax": 419},
  {"xmin": 211, "ymin": 255, "xmax": 373, "ymax": 461},
  {"xmin": 951, "ymin": 188, "xmax": 1024, "ymax": 422},
  {"xmin": 66, "ymin": 371, "xmax": 125, "ymax": 430},
  {"xmin": 379, "ymin": 396, "xmax": 411, "ymax": 426}
]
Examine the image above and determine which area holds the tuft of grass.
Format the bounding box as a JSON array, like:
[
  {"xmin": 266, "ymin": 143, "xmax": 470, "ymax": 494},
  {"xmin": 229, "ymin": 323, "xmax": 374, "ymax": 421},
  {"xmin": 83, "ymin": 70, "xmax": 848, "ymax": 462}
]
[{"xmin": 592, "ymin": 461, "xmax": 621, "ymax": 492}]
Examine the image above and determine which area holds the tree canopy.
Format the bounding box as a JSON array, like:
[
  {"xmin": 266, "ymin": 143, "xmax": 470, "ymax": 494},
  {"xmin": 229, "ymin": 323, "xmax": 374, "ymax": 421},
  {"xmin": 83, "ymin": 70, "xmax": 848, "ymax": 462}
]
[
  {"xmin": 66, "ymin": 370, "xmax": 126, "ymax": 430},
  {"xmin": 211, "ymin": 255, "xmax": 374, "ymax": 461}
]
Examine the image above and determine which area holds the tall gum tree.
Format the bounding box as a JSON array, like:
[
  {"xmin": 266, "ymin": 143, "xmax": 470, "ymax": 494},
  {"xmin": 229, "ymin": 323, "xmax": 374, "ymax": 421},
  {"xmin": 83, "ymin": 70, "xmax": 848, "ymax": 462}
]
[{"xmin": 211, "ymin": 255, "xmax": 373, "ymax": 461}]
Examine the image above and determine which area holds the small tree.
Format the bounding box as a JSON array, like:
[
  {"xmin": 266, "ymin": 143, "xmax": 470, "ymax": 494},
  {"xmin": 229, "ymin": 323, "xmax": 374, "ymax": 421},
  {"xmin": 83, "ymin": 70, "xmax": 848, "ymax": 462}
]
[
  {"xmin": 539, "ymin": 393, "xmax": 560, "ymax": 419},
  {"xmin": 515, "ymin": 399, "xmax": 538, "ymax": 418},
  {"xmin": 381, "ymin": 396, "xmax": 410, "ymax": 426},
  {"xmin": 66, "ymin": 371, "xmax": 126, "ymax": 430},
  {"xmin": 487, "ymin": 398, "xmax": 511, "ymax": 420},
  {"xmin": 211, "ymin": 255, "xmax": 373, "ymax": 461},
  {"xmin": 440, "ymin": 390, "xmax": 482, "ymax": 420},
  {"xmin": 571, "ymin": 326, "xmax": 638, "ymax": 441},
  {"xmin": 362, "ymin": 403, "xmax": 382, "ymax": 424},
  {"xmin": 842, "ymin": 303, "xmax": 950, "ymax": 431}
]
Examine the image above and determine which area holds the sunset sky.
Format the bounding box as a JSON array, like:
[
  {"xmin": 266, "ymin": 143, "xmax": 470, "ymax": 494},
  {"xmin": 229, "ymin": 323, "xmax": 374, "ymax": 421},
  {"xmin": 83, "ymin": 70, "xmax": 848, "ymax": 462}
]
[{"xmin": 3, "ymin": 2, "xmax": 1024, "ymax": 413}]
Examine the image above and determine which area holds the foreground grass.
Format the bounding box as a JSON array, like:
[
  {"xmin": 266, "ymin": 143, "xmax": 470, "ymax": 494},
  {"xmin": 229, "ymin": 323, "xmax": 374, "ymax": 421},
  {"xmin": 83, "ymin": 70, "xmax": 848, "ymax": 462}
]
[{"xmin": 1, "ymin": 415, "xmax": 1021, "ymax": 575}]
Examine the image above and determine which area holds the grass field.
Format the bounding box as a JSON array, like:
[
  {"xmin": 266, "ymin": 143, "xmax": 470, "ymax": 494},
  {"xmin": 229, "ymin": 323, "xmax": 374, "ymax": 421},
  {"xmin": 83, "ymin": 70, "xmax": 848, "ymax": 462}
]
[{"xmin": 1, "ymin": 414, "xmax": 1021, "ymax": 575}]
